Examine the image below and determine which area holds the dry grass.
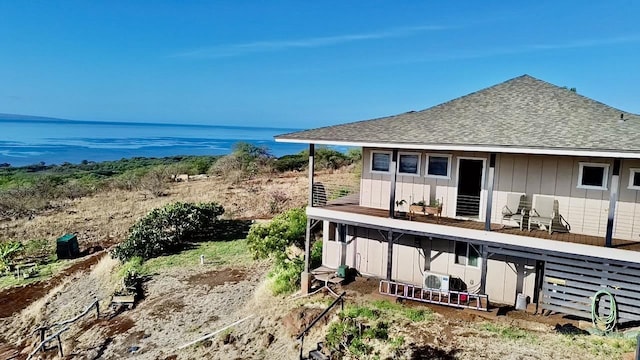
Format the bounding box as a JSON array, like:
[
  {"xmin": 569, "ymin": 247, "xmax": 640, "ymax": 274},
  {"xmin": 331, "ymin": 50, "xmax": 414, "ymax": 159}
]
[{"xmin": 0, "ymin": 169, "xmax": 358, "ymax": 248}]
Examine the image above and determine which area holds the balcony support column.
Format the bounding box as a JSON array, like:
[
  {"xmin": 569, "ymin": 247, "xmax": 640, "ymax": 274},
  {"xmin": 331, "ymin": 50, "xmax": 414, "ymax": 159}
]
[
  {"xmin": 386, "ymin": 229, "xmax": 394, "ymax": 280},
  {"xmin": 485, "ymin": 153, "xmax": 496, "ymax": 231},
  {"xmin": 308, "ymin": 144, "xmax": 315, "ymax": 207},
  {"xmin": 480, "ymin": 245, "xmax": 489, "ymax": 294},
  {"xmin": 605, "ymin": 159, "xmax": 621, "ymax": 247},
  {"xmin": 389, "ymin": 149, "xmax": 399, "ymax": 218},
  {"xmin": 302, "ymin": 144, "xmax": 315, "ymax": 294}
]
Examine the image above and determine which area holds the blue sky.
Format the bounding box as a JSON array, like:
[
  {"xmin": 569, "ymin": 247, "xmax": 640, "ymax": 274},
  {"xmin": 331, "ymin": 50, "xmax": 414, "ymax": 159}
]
[{"xmin": 1, "ymin": 1, "xmax": 639, "ymax": 128}]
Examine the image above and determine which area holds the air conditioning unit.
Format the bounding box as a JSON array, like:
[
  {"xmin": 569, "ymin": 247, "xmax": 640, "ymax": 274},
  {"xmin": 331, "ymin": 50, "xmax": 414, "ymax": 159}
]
[{"xmin": 423, "ymin": 272, "xmax": 450, "ymax": 292}]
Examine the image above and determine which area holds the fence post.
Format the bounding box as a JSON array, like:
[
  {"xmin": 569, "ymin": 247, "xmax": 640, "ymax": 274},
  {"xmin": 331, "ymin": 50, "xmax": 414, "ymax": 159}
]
[
  {"xmin": 57, "ymin": 335, "xmax": 63, "ymax": 357},
  {"xmin": 95, "ymin": 301, "xmax": 100, "ymax": 319},
  {"xmin": 39, "ymin": 328, "xmax": 46, "ymax": 352},
  {"xmin": 299, "ymin": 336, "xmax": 304, "ymax": 360}
]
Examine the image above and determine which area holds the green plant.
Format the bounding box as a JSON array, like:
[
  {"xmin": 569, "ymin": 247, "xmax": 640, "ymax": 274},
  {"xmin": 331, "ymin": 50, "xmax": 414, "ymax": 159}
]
[
  {"xmin": 389, "ymin": 336, "xmax": 405, "ymax": 349},
  {"xmin": 480, "ymin": 322, "xmax": 530, "ymax": 340},
  {"xmin": 371, "ymin": 300, "xmax": 433, "ymax": 322},
  {"xmin": 246, "ymin": 208, "xmax": 309, "ymax": 295},
  {"xmin": 0, "ymin": 241, "xmax": 24, "ymax": 274},
  {"xmin": 310, "ymin": 240, "xmax": 323, "ymax": 269},
  {"xmin": 269, "ymin": 257, "xmax": 304, "ymax": 295},
  {"xmin": 272, "ymin": 154, "xmax": 307, "ymax": 172},
  {"xmin": 342, "ymin": 305, "xmax": 380, "ymax": 320},
  {"xmin": 246, "ymin": 208, "xmax": 306, "ymax": 260},
  {"xmin": 111, "ymin": 202, "xmax": 225, "ymax": 261},
  {"xmin": 23, "ymin": 238, "xmax": 53, "ymax": 262},
  {"xmin": 363, "ymin": 321, "xmax": 389, "ymax": 341}
]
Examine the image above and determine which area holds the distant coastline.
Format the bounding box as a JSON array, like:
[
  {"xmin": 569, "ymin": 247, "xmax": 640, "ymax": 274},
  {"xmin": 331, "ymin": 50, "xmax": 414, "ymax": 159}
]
[
  {"xmin": 0, "ymin": 113, "xmax": 300, "ymax": 131},
  {"xmin": 1, "ymin": 114, "xmax": 309, "ymax": 167}
]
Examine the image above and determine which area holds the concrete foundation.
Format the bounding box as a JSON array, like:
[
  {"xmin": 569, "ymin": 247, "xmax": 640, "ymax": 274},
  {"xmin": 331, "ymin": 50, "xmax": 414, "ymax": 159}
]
[{"xmin": 300, "ymin": 271, "xmax": 312, "ymax": 295}]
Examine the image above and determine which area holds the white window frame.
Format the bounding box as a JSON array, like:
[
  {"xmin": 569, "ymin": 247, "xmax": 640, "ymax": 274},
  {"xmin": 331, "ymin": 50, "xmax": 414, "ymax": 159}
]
[
  {"xmin": 369, "ymin": 150, "xmax": 393, "ymax": 174},
  {"xmin": 577, "ymin": 162, "xmax": 609, "ymax": 190},
  {"xmin": 629, "ymin": 168, "xmax": 640, "ymax": 190},
  {"xmin": 453, "ymin": 241, "xmax": 481, "ymax": 268},
  {"xmin": 397, "ymin": 151, "xmax": 422, "ymax": 176},
  {"xmin": 425, "ymin": 153, "xmax": 452, "ymax": 179}
]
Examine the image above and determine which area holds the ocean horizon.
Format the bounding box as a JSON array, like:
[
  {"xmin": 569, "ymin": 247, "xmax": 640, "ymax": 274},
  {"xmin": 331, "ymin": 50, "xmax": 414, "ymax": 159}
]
[{"xmin": 1, "ymin": 117, "xmax": 309, "ymax": 167}]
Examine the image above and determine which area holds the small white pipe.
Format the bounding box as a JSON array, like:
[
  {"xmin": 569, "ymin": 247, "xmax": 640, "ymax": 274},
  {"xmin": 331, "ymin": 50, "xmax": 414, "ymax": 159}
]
[{"xmin": 176, "ymin": 315, "xmax": 254, "ymax": 350}]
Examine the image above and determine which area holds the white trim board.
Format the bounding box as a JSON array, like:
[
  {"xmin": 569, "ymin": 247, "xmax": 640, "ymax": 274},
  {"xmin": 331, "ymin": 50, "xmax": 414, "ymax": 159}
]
[
  {"xmin": 275, "ymin": 138, "xmax": 640, "ymax": 159},
  {"xmin": 306, "ymin": 206, "xmax": 640, "ymax": 266}
]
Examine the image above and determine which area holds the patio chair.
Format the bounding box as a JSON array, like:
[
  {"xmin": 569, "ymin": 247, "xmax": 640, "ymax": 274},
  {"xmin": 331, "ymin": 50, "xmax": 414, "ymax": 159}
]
[
  {"xmin": 501, "ymin": 193, "xmax": 526, "ymax": 230},
  {"xmin": 528, "ymin": 195, "xmax": 556, "ymax": 234}
]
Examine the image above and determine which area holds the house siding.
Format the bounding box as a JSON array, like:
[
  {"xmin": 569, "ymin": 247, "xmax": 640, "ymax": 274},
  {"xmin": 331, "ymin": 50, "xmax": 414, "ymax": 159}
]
[
  {"xmin": 322, "ymin": 221, "xmax": 536, "ymax": 305},
  {"xmin": 360, "ymin": 148, "xmax": 640, "ymax": 242}
]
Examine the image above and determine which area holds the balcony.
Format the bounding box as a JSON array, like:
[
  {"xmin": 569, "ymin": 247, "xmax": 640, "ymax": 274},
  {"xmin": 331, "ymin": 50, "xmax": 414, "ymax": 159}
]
[{"xmin": 307, "ymin": 177, "xmax": 640, "ymax": 264}]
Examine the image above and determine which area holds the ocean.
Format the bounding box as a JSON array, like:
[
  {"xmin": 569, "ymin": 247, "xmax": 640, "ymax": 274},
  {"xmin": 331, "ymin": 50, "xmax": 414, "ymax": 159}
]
[{"xmin": 0, "ymin": 118, "xmax": 309, "ymax": 167}]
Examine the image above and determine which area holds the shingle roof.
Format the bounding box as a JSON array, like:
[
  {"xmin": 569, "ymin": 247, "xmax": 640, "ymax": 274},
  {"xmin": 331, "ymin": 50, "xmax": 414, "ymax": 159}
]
[{"xmin": 276, "ymin": 75, "xmax": 640, "ymax": 154}]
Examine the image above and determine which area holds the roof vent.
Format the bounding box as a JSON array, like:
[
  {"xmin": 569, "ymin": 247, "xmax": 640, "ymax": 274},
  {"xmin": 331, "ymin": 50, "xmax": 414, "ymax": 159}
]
[{"xmin": 619, "ymin": 113, "xmax": 626, "ymax": 123}]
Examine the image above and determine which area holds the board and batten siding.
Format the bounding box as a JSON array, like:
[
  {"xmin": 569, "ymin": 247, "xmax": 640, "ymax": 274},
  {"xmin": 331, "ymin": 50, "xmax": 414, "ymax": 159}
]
[
  {"xmin": 360, "ymin": 148, "xmax": 640, "ymax": 242},
  {"xmin": 322, "ymin": 221, "xmax": 534, "ymax": 305},
  {"xmin": 491, "ymin": 154, "xmax": 640, "ymax": 241},
  {"xmin": 360, "ymin": 148, "xmax": 489, "ymax": 219}
]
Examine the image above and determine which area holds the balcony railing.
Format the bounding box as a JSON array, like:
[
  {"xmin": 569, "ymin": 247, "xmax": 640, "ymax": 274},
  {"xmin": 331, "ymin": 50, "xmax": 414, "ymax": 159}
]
[{"xmin": 311, "ymin": 176, "xmax": 360, "ymax": 207}]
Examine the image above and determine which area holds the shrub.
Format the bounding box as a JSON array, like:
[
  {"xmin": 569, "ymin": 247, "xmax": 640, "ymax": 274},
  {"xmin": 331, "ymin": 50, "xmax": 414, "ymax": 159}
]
[
  {"xmin": 210, "ymin": 142, "xmax": 274, "ymax": 181},
  {"xmin": 0, "ymin": 241, "xmax": 24, "ymax": 274},
  {"xmin": 59, "ymin": 179, "xmax": 95, "ymax": 200},
  {"xmin": 273, "ymin": 154, "xmax": 307, "ymax": 172},
  {"xmin": 310, "ymin": 239, "xmax": 322, "ymax": 269},
  {"xmin": 246, "ymin": 208, "xmax": 309, "ymax": 294},
  {"xmin": 140, "ymin": 166, "xmax": 170, "ymax": 197},
  {"xmin": 269, "ymin": 257, "xmax": 304, "ymax": 295},
  {"xmin": 111, "ymin": 202, "xmax": 225, "ymax": 261},
  {"xmin": 246, "ymin": 208, "xmax": 306, "ymax": 260}
]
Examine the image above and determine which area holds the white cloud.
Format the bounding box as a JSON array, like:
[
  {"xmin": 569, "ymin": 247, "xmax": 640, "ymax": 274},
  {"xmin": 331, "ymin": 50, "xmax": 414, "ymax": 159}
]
[{"xmin": 171, "ymin": 25, "xmax": 448, "ymax": 59}]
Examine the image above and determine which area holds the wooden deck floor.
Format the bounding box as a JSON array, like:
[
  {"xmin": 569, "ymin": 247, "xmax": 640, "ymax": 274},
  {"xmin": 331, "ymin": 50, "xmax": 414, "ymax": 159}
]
[{"xmin": 322, "ymin": 202, "xmax": 640, "ymax": 252}]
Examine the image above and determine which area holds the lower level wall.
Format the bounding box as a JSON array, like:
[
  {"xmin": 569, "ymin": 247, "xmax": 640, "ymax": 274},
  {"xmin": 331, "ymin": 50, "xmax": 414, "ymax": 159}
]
[{"xmin": 321, "ymin": 221, "xmax": 537, "ymax": 305}]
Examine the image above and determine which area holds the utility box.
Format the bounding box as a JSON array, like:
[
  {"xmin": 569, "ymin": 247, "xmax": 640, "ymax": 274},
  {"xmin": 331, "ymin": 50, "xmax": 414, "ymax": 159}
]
[
  {"xmin": 337, "ymin": 265, "xmax": 348, "ymax": 278},
  {"xmin": 56, "ymin": 234, "xmax": 80, "ymax": 259}
]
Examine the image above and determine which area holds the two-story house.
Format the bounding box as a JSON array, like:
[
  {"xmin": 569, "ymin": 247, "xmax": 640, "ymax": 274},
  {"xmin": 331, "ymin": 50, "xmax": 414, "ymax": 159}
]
[{"xmin": 276, "ymin": 75, "xmax": 640, "ymax": 323}]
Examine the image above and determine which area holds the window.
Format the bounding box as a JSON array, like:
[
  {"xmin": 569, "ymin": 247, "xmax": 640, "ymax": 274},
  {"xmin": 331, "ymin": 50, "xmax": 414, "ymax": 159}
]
[
  {"xmin": 327, "ymin": 222, "xmax": 336, "ymax": 242},
  {"xmin": 454, "ymin": 241, "xmax": 480, "ymax": 267},
  {"xmin": 578, "ymin": 162, "xmax": 609, "ymax": 190},
  {"xmin": 426, "ymin": 154, "xmax": 451, "ymax": 179},
  {"xmin": 370, "ymin": 151, "xmax": 391, "ymax": 173},
  {"xmin": 629, "ymin": 168, "xmax": 640, "ymax": 190},
  {"xmin": 398, "ymin": 152, "xmax": 421, "ymax": 175}
]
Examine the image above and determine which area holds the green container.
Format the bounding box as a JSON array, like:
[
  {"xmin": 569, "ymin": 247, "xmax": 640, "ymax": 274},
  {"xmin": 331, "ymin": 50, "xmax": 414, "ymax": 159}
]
[
  {"xmin": 337, "ymin": 265, "xmax": 348, "ymax": 278},
  {"xmin": 56, "ymin": 233, "xmax": 80, "ymax": 259}
]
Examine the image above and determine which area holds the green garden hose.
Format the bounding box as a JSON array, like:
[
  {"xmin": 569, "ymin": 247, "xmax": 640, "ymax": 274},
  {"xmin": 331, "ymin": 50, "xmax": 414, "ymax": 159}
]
[{"xmin": 591, "ymin": 290, "xmax": 617, "ymax": 333}]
